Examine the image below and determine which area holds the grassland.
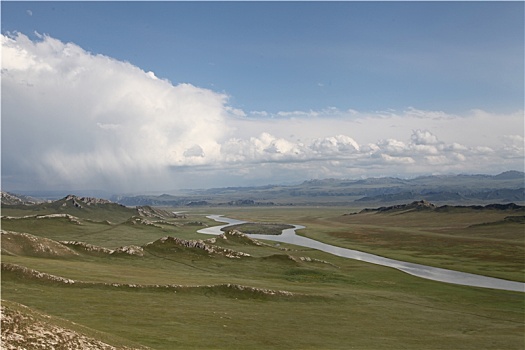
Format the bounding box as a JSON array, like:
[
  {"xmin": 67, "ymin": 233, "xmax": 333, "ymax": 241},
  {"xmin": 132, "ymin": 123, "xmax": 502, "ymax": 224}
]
[
  {"xmin": 212, "ymin": 205, "xmax": 525, "ymax": 282},
  {"xmin": 221, "ymin": 222, "xmax": 295, "ymax": 235},
  {"xmin": 1, "ymin": 202, "xmax": 524, "ymax": 349}
]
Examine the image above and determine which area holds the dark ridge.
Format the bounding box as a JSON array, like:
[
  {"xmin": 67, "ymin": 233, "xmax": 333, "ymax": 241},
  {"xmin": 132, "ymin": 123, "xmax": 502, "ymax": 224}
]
[
  {"xmin": 359, "ymin": 201, "xmax": 524, "ymax": 214},
  {"xmin": 360, "ymin": 200, "xmax": 437, "ymax": 213},
  {"xmin": 468, "ymin": 215, "xmax": 525, "ymax": 228},
  {"xmin": 435, "ymin": 203, "xmax": 524, "ymax": 212},
  {"xmin": 493, "ymin": 170, "xmax": 525, "ymax": 180}
]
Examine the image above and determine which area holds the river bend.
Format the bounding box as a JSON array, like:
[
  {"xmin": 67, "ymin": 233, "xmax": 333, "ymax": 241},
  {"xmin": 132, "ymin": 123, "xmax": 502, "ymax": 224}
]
[{"xmin": 198, "ymin": 215, "xmax": 525, "ymax": 292}]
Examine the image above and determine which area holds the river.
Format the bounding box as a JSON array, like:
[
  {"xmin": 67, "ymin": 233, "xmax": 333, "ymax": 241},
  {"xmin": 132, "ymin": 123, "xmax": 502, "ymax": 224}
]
[{"xmin": 198, "ymin": 215, "xmax": 525, "ymax": 292}]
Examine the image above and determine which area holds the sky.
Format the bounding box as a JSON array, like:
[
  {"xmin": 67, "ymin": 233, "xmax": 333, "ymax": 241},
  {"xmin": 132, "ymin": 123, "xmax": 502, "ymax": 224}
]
[{"xmin": 1, "ymin": 1, "xmax": 524, "ymax": 194}]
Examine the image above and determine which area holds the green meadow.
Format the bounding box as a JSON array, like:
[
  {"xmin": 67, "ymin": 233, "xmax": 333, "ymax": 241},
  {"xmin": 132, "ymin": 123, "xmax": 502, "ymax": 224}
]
[
  {"xmin": 214, "ymin": 205, "xmax": 525, "ymax": 282},
  {"xmin": 1, "ymin": 201, "xmax": 524, "ymax": 349}
]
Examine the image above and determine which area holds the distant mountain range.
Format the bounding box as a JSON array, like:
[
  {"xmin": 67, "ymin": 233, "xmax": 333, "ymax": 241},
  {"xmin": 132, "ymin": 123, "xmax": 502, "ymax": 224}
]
[
  {"xmin": 3, "ymin": 171, "xmax": 523, "ymax": 207},
  {"xmin": 111, "ymin": 171, "xmax": 524, "ymax": 207}
]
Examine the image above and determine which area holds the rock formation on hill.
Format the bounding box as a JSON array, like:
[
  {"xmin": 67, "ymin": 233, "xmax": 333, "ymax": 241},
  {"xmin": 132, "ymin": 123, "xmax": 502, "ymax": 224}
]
[
  {"xmin": 1, "ymin": 300, "xmax": 146, "ymax": 350},
  {"xmin": 63, "ymin": 194, "xmax": 113, "ymax": 208},
  {"xmin": 1, "ymin": 192, "xmax": 41, "ymax": 205}
]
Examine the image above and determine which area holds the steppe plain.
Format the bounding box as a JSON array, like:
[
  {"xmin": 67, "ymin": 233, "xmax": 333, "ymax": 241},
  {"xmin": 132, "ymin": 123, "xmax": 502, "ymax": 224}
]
[{"xmin": 1, "ymin": 176, "xmax": 524, "ymax": 349}]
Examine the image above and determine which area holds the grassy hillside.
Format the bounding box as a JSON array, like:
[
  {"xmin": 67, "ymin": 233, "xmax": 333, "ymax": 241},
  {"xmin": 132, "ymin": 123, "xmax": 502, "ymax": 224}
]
[{"xmin": 1, "ymin": 202, "xmax": 524, "ymax": 349}]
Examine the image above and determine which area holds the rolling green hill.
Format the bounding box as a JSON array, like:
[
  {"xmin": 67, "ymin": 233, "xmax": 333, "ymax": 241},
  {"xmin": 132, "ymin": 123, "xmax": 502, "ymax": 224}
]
[{"xmin": 1, "ymin": 200, "xmax": 524, "ymax": 349}]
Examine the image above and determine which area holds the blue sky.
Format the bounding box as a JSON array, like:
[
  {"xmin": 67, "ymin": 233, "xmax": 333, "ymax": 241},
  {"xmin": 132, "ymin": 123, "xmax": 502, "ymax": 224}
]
[
  {"xmin": 3, "ymin": 1, "xmax": 523, "ymax": 113},
  {"xmin": 2, "ymin": 1, "xmax": 524, "ymax": 193}
]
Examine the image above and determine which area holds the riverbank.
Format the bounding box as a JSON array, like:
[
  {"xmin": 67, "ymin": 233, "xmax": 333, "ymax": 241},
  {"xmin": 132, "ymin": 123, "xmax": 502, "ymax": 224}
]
[{"xmin": 199, "ymin": 215, "xmax": 525, "ymax": 292}]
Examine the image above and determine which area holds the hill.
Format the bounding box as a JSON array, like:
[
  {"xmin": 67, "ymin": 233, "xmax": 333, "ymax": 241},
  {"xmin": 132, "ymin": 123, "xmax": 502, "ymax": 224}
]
[
  {"xmin": 1, "ymin": 199, "xmax": 524, "ymax": 349},
  {"xmin": 1, "ymin": 194, "xmax": 177, "ymax": 223},
  {"xmin": 1, "ymin": 191, "xmax": 43, "ymax": 205},
  {"xmin": 1, "ymin": 300, "xmax": 148, "ymax": 350},
  {"xmin": 1, "ymin": 230, "xmax": 80, "ymax": 258}
]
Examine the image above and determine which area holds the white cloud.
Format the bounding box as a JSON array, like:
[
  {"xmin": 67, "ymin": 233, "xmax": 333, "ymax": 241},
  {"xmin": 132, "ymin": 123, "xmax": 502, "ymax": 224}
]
[
  {"xmin": 2, "ymin": 32, "xmax": 232, "ymax": 190},
  {"xmin": 424, "ymin": 155, "xmax": 449, "ymax": 165},
  {"xmin": 411, "ymin": 129, "xmax": 439, "ymax": 145},
  {"xmin": 381, "ymin": 154, "xmax": 416, "ymax": 165},
  {"xmin": 310, "ymin": 135, "xmax": 360, "ymax": 155},
  {"xmin": 2, "ymin": 32, "xmax": 523, "ymax": 192},
  {"xmin": 375, "ymin": 139, "xmax": 408, "ymax": 156},
  {"xmin": 183, "ymin": 145, "xmax": 205, "ymax": 158},
  {"xmin": 501, "ymin": 135, "xmax": 525, "ymax": 158}
]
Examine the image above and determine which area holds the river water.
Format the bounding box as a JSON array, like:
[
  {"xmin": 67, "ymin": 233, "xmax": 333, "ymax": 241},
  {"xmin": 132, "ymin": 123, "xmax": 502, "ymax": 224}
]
[{"xmin": 198, "ymin": 215, "xmax": 525, "ymax": 292}]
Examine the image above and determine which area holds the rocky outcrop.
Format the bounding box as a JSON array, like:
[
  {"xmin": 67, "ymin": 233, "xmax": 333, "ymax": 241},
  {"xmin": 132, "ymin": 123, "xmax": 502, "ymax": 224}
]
[
  {"xmin": 0, "ymin": 230, "xmax": 145, "ymax": 258},
  {"xmin": 262, "ymin": 253, "xmax": 338, "ymax": 267},
  {"xmin": 1, "ymin": 191, "xmax": 43, "ymax": 205},
  {"xmin": 2, "ymin": 263, "xmax": 76, "ymax": 284},
  {"xmin": 111, "ymin": 245, "xmax": 144, "ymax": 256},
  {"xmin": 60, "ymin": 241, "xmax": 114, "ymax": 255},
  {"xmin": 60, "ymin": 241, "xmax": 145, "ymax": 257},
  {"xmin": 218, "ymin": 230, "xmax": 264, "ymax": 246},
  {"xmin": 125, "ymin": 216, "xmax": 163, "ymax": 228},
  {"xmin": 1, "ymin": 192, "xmax": 26, "ymax": 205},
  {"xmin": 38, "ymin": 213, "xmax": 82, "ymax": 224},
  {"xmin": 1, "ymin": 213, "xmax": 82, "ymax": 225},
  {"xmin": 63, "ymin": 194, "xmax": 112, "ymax": 206},
  {"xmin": 136, "ymin": 206, "xmax": 175, "ymax": 219},
  {"xmin": 289, "ymin": 255, "xmax": 338, "ymax": 267},
  {"xmin": 1, "ymin": 263, "xmax": 296, "ymax": 299},
  {"xmin": 1, "ymin": 301, "xmax": 146, "ymax": 350},
  {"xmin": 1, "ymin": 231, "xmax": 80, "ymax": 258},
  {"xmin": 213, "ymin": 283, "xmax": 295, "ymax": 297},
  {"xmin": 145, "ymin": 236, "xmax": 251, "ymax": 259}
]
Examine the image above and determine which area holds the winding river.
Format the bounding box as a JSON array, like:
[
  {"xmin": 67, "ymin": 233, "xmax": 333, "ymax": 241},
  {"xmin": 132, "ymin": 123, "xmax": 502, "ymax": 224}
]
[{"xmin": 198, "ymin": 215, "xmax": 525, "ymax": 292}]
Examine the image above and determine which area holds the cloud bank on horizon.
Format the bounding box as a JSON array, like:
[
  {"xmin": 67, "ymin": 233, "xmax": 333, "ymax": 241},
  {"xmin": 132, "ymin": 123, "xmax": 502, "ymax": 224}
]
[{"xmin": 2, "ymin": 33, "xmax": 524, "ymax": 192}]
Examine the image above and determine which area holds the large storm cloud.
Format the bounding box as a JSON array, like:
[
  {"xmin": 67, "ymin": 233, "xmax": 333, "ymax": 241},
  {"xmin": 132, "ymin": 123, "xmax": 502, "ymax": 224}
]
[{"xmin": 2, "ymin": 33, "xmax": 523, "ymax": 191}]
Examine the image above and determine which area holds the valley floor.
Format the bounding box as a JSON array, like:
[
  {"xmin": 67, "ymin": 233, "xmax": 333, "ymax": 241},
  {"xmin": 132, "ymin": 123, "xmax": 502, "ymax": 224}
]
[{"xmin": 1, "ymin": 201, "xmax": 524, "ymax": 349}]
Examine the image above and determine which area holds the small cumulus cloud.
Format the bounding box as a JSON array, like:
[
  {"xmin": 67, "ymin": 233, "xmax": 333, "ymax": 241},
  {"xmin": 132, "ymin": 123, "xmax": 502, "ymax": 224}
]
[
  {"xmin": 310, "ymin": 135, "xmax": 360, "ymax": 155},
  {"xmin": 377, "ymin": 139, "xmax": 407, "ymax": 155},
  {"xmin": 411, "ymin": 129, "xmax": 439, "ymax": 145},
  {"xmin": 381, "ymin": 154, "xmax": 416, "ymax": 165}
]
